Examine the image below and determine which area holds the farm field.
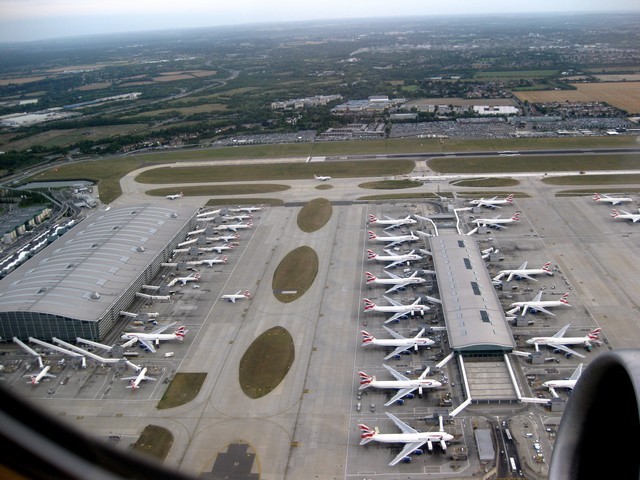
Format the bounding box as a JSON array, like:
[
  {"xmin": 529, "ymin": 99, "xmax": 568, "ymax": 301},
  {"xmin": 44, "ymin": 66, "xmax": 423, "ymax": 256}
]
[{"xmin": 514, "ymin": 82, "xmax": 640, "ymax": 113}]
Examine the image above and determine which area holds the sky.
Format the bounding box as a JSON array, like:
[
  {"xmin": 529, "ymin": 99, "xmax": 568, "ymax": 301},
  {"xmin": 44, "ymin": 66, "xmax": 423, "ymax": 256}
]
[{"xmin": 1, "ymin": 0, "xmax": 639, "ymax": 43}]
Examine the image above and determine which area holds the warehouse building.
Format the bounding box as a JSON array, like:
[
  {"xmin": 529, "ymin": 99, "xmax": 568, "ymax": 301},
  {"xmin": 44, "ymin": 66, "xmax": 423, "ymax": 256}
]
[{"xmin": 0, "ymin": 204, "xmax": 197, "ymax": 342}]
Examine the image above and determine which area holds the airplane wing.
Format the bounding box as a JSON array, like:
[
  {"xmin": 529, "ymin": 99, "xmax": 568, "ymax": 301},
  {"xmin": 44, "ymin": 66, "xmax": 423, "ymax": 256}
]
[
  {"xmin": 517, "ymin": 261, "xmax": 528, "ymax": 270},
  {"xmin": 166, "ymin": 278, "xmax": 178, "ymax": 287},
  {"xmin": 532, "ymin": 291, "xmax": 543, "ymax": 302},
  {"xmin": 137, "ymin": 338, "xmax": 156, "ymax": 353},
  {"xmin": 532, "ymin": 306, "xmax": 556, "ymax": 316},
  {"xmin": 384, "ymin": 260, "xmax": 404, "ymax": 269},
  {"xmin": 383, "ymin": 271, "xmax": 401, "ymax": 279},
  {"xmin": 514, "ymin": 272, "xmax": 537, "ymax": 281},
  {"xmin": 387, "ymin": 412, "xmax": 418, "ymax": 434},
  {"xmin": 384, "ymin": 345, "xmax": 411, "ymax": 360},
  {"xmin": 150, "ymin": 322, "xmax": 177, "ymax": 335},
  {"xmin": 383, "ymin": 364, "xmax": 409, "ymax": 381},
  {"xmin": 389, "ymin": 441, "xmax": 428, "ymax": 466},
  {"xmin": 382, "ymin": 325, "xmax": 405, "ymax": 339},
  {"xmin": 553, "ymin": 324, "xmax": 571, "ymax": 338},
  {"xmin": 384, "ymin": 240, "xmax": 402, "ymax": 248},
  {"xmin": 383, "ymin": 295, "xmax": 402, "ymax": 307},
  {"xmin": 385, "ymin": 387, "xmax": 418, "ymax": 407},
  {"xmin": 543, "ymin": 342, "xmax": 585, "ymax": 358},
  {"xmin": 384, "ymin": 284, "xmax": 403, "ymax": 294},
  {"xmin": 384, "ymin": 311, "xmax": 407, "ymax": 324},
  {"xmin": 141, "ymin": 375, "xmax": 157, "ymax": 382}
]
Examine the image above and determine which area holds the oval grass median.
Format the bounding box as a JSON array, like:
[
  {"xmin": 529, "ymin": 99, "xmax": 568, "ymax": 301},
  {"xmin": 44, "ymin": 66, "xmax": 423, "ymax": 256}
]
[
  {"xmin": 297, "ymin": 198, "xmax": 332, "ymax": 233},
  {"xmin": 272, "ymin": 246, "xmax": 318, "ymax": 303}
]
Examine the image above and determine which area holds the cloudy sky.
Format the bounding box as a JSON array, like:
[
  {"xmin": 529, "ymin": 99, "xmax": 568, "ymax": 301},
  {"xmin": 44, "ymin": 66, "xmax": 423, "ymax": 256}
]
[{"xmin": 1, "ymin": 0, "xmax": 639, "ymax": 42}]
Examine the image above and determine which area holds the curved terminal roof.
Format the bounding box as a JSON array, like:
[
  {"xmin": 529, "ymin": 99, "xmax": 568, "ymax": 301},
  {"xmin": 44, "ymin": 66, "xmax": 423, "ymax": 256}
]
[
  {"xmin": 0, "ymin": 204, "xmax": 195, "ymax": 322},
  {"xmin": 428, "ymin": 234, "xmax": 514, "ymax": 353}
]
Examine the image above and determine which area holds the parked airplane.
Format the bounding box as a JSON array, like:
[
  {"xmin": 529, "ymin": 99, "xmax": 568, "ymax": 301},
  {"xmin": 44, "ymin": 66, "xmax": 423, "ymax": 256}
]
[
  {"xmin": 25, "ymin": 365, "xmax": 56, "ymax": 385},
  {"xmin": 526, "ymin": 325, "xmax": 602, "ymax": 358},
  {"xmin": 201, "ymin": 256, "xmax": 227, "ymax": 267},
  {"xmin": 507, "ymin": 292, "xmax": 571, "ymax": 317},
  {"xmin": 611, "ymin": 208, "xmax": 640, "ymax": 223},
  {"xmin": 368, "ymin": 214, "xmax": 417, "ymax": 230},
  {"xmin": 367, "ymin": 248, "xmax": 423, "ymax": 269},
  {"xmin": 221, "ymin": 214, "xmax": 252, "ymax": 222},
  {"xmin": 469, "ymin": 193, "xmax": 514, "ymax": 209},
  {"xmin": 359, "ymin": 365, "xmax": 442, "ymax": 407},
  {"xmin": 493, "ymin": 261, "xmax": 553, "ymax": 282},
  {"xmin": 542, "ymin": 363, "xmax": 583, "ymax": 397},
  {"xmin": 167, "ymin": 272, "xmax": 200, "ymax": 287},
  {"xmin": 165, "ymin": 192, "xmax": 183, "ymax": 200},
  {"xmin": 367, "ymin": 230, "xmax": 419, "ymax": 249},
  {"xmin": 208, "ymin": 244, "xmax": 234, "ymax": 254},
  {"xmin": 230, "ymin": 206, "xmax": 262, "ymax": 213},
  {"xmin": 314, "ymin": 174, "xmax": 331, "ymax": 181},
  {"xmin": 472, "ymin": 212, "xmax": 520, "ymax": 230},
  {"xmin": 359, "ymin": 412, "xmax": 454, "ymax": 466},
  {"xmin": 121, "ymin": 323, "xmax": 187, "ymax": 353},
  {"xmin": 361, "ymin": 326, "xmax": 435, "ymax": 359},
  {"xmin": 592, "ymin": 193, "xmax": 632, "ymax": 205},
  {"xmin": 365, "ymin": 270, "xmax": 427, "ymax": 294},
  {"xmin": 214, "ymin": 221, "xmax": 252, "ymax": 232},
  {"xmin": 363, "ymin": 296, "xmax": 429, "ymax": 323},
  {"xmin": 207, "ymin": 233, "xmax": 240, "ymax": 243},
  {"xmin": 221, "ymin": 290, "xmax": 251, "ymax": 303},
  {"xmin": 197, "ymin": 208, "xmax": 222, "ymax": 218},
  {"xmin": 122, "ymin": 367, "xmax": 156, "ymax": 389}
]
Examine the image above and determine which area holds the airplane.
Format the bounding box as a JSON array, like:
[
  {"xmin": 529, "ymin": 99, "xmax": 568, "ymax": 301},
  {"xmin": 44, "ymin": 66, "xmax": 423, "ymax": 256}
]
[
  {"xmin": 361, "ymin": 326, "xmax": 435, "ymax": 359},
  {"xmin": 507, "ymin": 291, "xmax": 571, "ymax": 317},
  {"xmin": 366, "ymin": 248, "xmax": 423, "ymax": 269},
  {"xmin": 592, "ymin": 193, "xmax": 632, "ymax": 205},
  {"xmin": 207, "ymin": 233, "xmax": 240, "ymax": 243},
  {"xmin": 165, "ymin": 192, "xmax": 183, "ymax": 200},
  {"xmin": 493, "ymin": 261, "xmax": 553, "ymax": 282},
  {"xmin": 526, "ymin": 324, "xmax": 602, "ymax": 358},
  {"xmin": 214, "ymin": 221, "xmax": 252, "ymax": 232},
  {"xmin": 358, "ymin": 365, "xmax": 442, "ymax": 407},
  {"xmin": 121, "ymin": 367, "xmax": 156, "ymax": 389},
  {"xmin": 121, "ymin": 323, "xmax": 188, "ymax": 353},
  {"xmin": 365, "ymin": 270, "xmax": 427, "ymax": 294},
  {"xmin": 196, "ymin": 208, "xmax": 222, "ymax": 218},
  {"xmin": 469, "ymin": 193, "xmax": 514, "ymax": 209},
  {"xmin": 359, "ymin": 412, "xmax": 454, "ymax": 466},
  {"xmin": 542, "ymin": 363, "xmax": 583, "ymax": 397},
  {"xmin": 611, "ymin": 208, "xmax": 640, "ymax": 223},
  {"xmin": 314, "ymin": 174, "xmax": 331, "ymax": 181},
  {"xmin": 166, "ymin": 272, "xmax": 200, "ymax": 287},
  {"xmin": 367, "ymin": 230, "xmax": 419, "ymax": 249},
  {"xmin": 363, "ymin": 296, "xmax": 430, "ymax": 323},
  {"xmin": 229, "ymin": 206, "xmax": 262, "ymax": 213},
  {"xmin": 472, "ymin": 212, "xmax": 520, "ymax": 230},
  {"xmin": 367, "ymin": 214, "xmax": 417, "ymax": 231},
  {"xmin": 221, "ymin": 289, "xmax": 251, "ymax": 303},
  {"xmin": 209, "ymin": 244, "xmax": 234, "ymax": 254},
  {"xmin": 200, "ymin": 256, "xmax": 227, "ymax": 267},
  {"xmin": 25, "ymin": 365, "xmax": 56, "ymax": 385},
  {"xmin": 221, "ymin": 214, "xmax": 252, "ymax": 222}
]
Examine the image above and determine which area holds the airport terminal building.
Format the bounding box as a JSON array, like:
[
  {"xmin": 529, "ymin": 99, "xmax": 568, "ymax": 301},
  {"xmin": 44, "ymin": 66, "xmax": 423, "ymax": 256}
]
[{"xmin": 0, "ymin": 204, "xmax": 197, "ymax": 342}]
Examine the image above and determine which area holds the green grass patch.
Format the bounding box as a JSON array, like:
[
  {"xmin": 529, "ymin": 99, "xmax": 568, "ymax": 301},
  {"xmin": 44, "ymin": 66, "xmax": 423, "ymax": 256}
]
[
  {"xmin": 358, "ymin": 192, "xmax": 452, "ymax": 201},
  {"xmin": 273, "ymin": 246, "xmax": 318, "ymax": 303},
  {"xmin": 146, "ymin": 184, "xmax": 290, "ymax": 196},
  {"xmin": 205, "ymin": 198, "xmax": 285, "ymax": 207},
  {"xmin": 475, "ymin": 70, "xmax": 559, "ymax": 79},
  {"xmin": 541, "ymin": 174, "xmax": 640, "ymax": 186},
  {"xmin": 136, "ymin": 160, "xmax": 415, "ymax": 184},
  {"xmin": 359, "ymin": 179, "xmax": 423, "ymax": 190},
  {"xmin": 451, "ymin": 178, "xmax": 520, "ymax": 188},
  {"xmin": 315, "ymin": 184, "xmax": 333, "ymax": 190},
  {"xmin": 157, "ymin": 372, "xmax": 206, "ymax": 409},
  {"xmin": 239, "ymin": 326, "xmax": 295, "ymax": 399},
  {"xmin": 297, "ymin": 198, "xmax": 332, "ymax": 232},
  {"xmin": 429, "ymin": 154, "xmax": 640, "ymax": 174},
  {"xmin": 131, "ymin": 425, "xmax": 173, "ymax": 461}
]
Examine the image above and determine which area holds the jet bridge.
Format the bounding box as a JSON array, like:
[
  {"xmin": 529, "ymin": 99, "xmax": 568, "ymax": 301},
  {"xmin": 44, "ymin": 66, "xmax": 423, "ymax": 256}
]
[
  {"xmin": 28, "ymin": 337, "xmax": 86, "ymax": 368},
  {"xmin": 13, "ymin": 337, "xmax": 43, "ymax": 368}
]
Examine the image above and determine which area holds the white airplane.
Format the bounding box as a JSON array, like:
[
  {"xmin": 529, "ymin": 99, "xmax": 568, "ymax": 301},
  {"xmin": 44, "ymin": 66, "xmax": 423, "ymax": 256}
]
[
  {"xmin": 592, "ymin": 193, "xmax": 632, "ymax": 205},
  {"xmin": 611, "ymin": 208, "xmax": 640, "ymax": 223},
  {"xmin": 361, "ymin": 326, "xmax": 435, "ymax": 359},
  {"xmin": 469, "ymin": 193, "xmax": 514, "ymax": 209},
  {"xmin": 207, "ymin": 233, "xmax": 240, "ymax": 243},
  {"xmin": 214, "ymin": 221, "xmax": 252, "ymax": 232},
  {"xmin": 365, "ymin": 270, "xmax": 427, "ymax": 294},
  {"xmin": 314, "ymin": 174, "xmax": 331, "ymax": 181},
  {"xmin": 122, "ymin": 367, "xmax": 156, "ymax": 389},
  {"xmin": 367, "ymin": 230, "xmax": 419, "ymax": 249},
  {"xmin": 166, "ymin": 272, "xmax": 200, "ymax": 287},
  {"xmin": 201, "ymin": 256, "xmax": 227, "ymax": 267},
  {"xmin": 526, "ymin": 324, "xmax": 602, "ymax": 358},
  {"xmin": 507, "ymin": 291, "xmax": 571, "ymax": 317},
  {"xmin": 363, "ymin": 296, "xmax": 429, "ymax": 323},
  {"xmin": 359, "ymin": 365, "xmax": 442, "ymax": 407},
  {"xmin": 209, "ymin": 244, "xmax": 234, "ymax": 254},
  {"xmin": 542, "ymin": 363, "xmax": 583, "ymax": 397},
  {"xmin": 493, "ymin": 261, "xmax": 553, "ymax": 282},
  {"xmin": 472, "ymin": 212, "xmax": 521, "ymax": 230},
  {"xmin": 121, "ymin": 323, "xmax": 188, "ymax": 353},
  {"xmin": 366, "ymin": 248, "xmax": 423, "ymax": 269},
  {"xmin": 25, "ymin": 365, "xmax": 56, "ymax": 385},
  {"xmin": 359, "ymin": 412, "xmax": 454, "ymax": 466},
  {"xmin": 197, "ymin": 208, "xmax": 222, "ymax": 218},
  {"xmin": 368, "ymin": 214, "xmax": 417, "ymax": 231},
  {"xmin": 221, "ymin": 289, "xmax": 251, "ymax": 303},
  {"xmin": 229, "ymin": 206, "xmax": 262, "ymax": 213},
  {"xmin": 165, "ymin": 192, "xmax": 183, "ymax": 200},
  {"xmin": 221, "ymin": 214, "xmax": 252, "ymax": 222}
]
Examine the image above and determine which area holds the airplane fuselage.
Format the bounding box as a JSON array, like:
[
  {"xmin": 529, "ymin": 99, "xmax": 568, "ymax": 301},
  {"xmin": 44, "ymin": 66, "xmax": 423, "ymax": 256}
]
[
  {"xmin": 527, "ymin": 336, "xmax": 591, "ymax": 347},
  {"xmin": 366, "ymin": 338, "xmax": 434, "ymax": 349},
  {"xmin": 364, "ymin": 305, "xmax": 427, "ymax": 315},
  {"xmin": 367, "ymin": 379, "xmax": 441, "ymax": 390},
  {"xmin": 367, "ymin": 431, "xmax": 453, "ymax": 446},
  {"xmin": 542, "ymin": 379, "xmax": 577, "ymax": 390}
]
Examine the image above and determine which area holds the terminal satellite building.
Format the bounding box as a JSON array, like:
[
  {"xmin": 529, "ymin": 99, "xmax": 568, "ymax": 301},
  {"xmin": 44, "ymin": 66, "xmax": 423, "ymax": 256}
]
[{"xmin": 0, "ymin": 204, "xmax": 197, "ymax": 343}]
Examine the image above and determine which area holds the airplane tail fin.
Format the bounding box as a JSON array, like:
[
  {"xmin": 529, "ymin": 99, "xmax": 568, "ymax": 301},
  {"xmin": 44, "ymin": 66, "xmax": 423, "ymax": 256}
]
[
  {"xmin": 560, "ymin": 293, "xmax": 570, "ymax": 305},
  {"xmin": 127, "ymin": 380, "xmax": 139, "ymax": 389},
  {"xmin": 512, "ymin": 212, "xmax": 521, "ymax": 221},
  {"xmin": 593, "ymin": 193, "xmax": 600, "ymax": 200},
  {"xmin": 368, "ymin": 214, "xmax": 377, "ymax": 223},
  {"xmin": 365, "ymin": 271, "xmax": 377, "ymax": 282},
  {"xmin": 506, "ymin": 193, "xmax": 514, "ymax": 202},
  {"xmin": 588, "ymin": 328, "xmax": 602, "ymax": 340},
  {"xmin": 366, "ymin": 249, "xmax": 377, "ymax": 260},
  {"xmin": 361, "ymin": 331, "xmax": 375, "ymax": 344},
  {"xmin": 367, "ymin": 230, "xmax": 377, "ymax": 240},
  {"xmin": 363, "ymin": 299, "xmax": 376, "ymax": 311},
  {"xmin": 358, "ymin": 372, "xmax": 374, "ymax": 389},
  {"xmin": 542, "ymin": 262, "xmax": 552, "ymax": 273},
  {"xmin": 611, "ymin": 209, "xmax": 619, "ymax": 218},
  {"xmin": 243, "ymin": 290, "xmax": 251, "ymax": 298},
  {"xmin": 175, "ymin": 326, "xmax": 188, "ymax": 339},
  {"xmin": 359, "ymin": 424, "xmax": 377, "ymax": 444}
]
